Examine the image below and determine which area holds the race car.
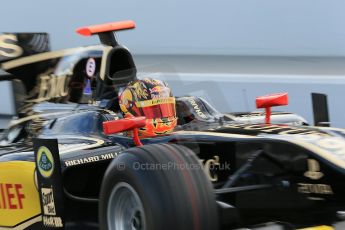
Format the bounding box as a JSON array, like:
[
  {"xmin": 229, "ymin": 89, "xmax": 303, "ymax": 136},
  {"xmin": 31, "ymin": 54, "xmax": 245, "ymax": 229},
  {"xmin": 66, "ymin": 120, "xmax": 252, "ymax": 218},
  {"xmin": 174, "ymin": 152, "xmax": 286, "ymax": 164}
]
[{"xmin": 1, "ymin": 20, "xmax": 345, "ymax": 230}]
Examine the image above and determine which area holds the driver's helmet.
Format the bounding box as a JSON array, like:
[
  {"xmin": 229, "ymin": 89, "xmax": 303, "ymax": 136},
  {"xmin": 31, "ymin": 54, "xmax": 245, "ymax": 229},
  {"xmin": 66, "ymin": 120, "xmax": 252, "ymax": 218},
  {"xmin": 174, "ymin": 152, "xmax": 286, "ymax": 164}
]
[{"xmin": 119, "ymin": 78, "xmax": 177, "ymax": 137}]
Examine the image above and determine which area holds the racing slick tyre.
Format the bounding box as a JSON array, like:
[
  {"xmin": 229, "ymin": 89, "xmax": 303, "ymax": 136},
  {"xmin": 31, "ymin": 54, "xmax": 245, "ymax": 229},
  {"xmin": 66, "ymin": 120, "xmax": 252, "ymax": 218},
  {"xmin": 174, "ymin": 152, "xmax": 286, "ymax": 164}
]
[{"xmin": 99, "ymin": 143, "xmax": 219, "ymax": 230}]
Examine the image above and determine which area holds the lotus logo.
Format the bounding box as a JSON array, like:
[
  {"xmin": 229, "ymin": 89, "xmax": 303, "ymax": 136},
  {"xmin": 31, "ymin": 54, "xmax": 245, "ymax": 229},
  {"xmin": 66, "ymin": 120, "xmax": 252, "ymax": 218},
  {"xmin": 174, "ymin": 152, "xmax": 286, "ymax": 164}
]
[
  {"xmin": 304, "ymin": 159, "xmax": 324, "ymax": 180},
  {"xmin": 37, "ymin": 146, "xmax": 54, "ymax": 178}
]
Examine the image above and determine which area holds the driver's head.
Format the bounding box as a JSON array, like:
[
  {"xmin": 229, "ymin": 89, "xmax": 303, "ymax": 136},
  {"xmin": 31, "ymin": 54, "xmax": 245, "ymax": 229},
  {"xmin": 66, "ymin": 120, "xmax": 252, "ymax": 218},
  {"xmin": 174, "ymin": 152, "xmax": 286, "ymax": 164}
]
[{"xmin": 119, "ymin": 78, "xmax": 177, "ymax": 137}]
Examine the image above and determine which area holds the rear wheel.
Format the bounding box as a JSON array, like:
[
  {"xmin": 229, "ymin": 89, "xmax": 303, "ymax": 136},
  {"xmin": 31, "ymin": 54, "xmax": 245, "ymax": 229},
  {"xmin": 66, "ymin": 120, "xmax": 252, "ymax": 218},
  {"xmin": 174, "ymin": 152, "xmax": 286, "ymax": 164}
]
[{"xmin": 99, "ymin": 143, "xmax": 219, "ymax": 230}]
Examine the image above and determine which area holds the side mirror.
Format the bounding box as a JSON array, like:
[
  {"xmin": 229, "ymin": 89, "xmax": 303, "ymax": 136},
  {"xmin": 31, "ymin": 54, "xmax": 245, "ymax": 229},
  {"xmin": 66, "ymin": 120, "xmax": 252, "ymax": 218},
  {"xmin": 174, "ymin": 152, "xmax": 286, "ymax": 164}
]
[
  {"xmin": 103, "ymin": 116, "xmax": 146, "ymax": 135},
  {"xmin": 103, "ymin": 116, "xmax": 146, "ymax": 146},
  {"xmin": 256, "ymin": 93, "xmax": 288, "ymax": 124}
]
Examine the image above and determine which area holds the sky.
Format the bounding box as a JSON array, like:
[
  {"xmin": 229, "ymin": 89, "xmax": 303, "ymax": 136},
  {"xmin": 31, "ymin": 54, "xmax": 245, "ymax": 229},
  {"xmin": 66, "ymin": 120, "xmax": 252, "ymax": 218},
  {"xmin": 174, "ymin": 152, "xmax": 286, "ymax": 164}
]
[{"xmin": 1, "ymin": 0, "xmax": 345, "ymax": 56}]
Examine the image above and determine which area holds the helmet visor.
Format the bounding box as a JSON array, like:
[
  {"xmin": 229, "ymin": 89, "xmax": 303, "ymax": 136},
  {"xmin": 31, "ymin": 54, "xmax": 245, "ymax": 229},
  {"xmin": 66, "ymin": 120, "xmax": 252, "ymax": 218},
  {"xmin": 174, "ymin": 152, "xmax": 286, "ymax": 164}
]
[
  {"xmin": 141, "ymin": 104, "xmax": 176, "ymax": 119},
  {"xmin": 136, "ymin": 97, "xmax": 176, "ymax": 119}
]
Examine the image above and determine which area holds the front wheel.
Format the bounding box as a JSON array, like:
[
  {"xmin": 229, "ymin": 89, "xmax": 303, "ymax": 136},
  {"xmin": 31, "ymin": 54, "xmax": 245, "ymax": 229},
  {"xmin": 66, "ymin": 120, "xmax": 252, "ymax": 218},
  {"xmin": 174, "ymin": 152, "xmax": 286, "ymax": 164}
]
[{"xmin": 99, "ymin": 143, "xmax": 219, "ymax": 230}]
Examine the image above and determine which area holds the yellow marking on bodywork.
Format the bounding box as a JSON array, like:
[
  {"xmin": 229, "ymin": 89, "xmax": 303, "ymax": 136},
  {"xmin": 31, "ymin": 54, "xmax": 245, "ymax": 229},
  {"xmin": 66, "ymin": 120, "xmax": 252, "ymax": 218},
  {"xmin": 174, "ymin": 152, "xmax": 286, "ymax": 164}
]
[
  {"xmin": 1, "ymin": 46, "xmax": 103, "ymax": 70},
  {"xmin": 59, "ymin": 136, "xmax": 105, "ymax": 154},
  {"xmin": 298, "ymin": 225, "xmax": 334, "ymax": 230},
  {"xmin": 0, "ymin": 161, "xmax": 40, "ymax": 228}
]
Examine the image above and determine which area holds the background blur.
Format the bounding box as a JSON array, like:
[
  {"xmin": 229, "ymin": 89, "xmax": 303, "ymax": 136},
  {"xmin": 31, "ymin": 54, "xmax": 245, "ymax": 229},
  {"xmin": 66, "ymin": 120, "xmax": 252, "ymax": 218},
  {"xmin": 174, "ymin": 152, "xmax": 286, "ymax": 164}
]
[
  {"xmin": 2, "ymin": 0, "xmax": 345, "ymax": 56},
  {"xmin": 1, "ymin": 0, "xmax": 345, "ymax": 126}
]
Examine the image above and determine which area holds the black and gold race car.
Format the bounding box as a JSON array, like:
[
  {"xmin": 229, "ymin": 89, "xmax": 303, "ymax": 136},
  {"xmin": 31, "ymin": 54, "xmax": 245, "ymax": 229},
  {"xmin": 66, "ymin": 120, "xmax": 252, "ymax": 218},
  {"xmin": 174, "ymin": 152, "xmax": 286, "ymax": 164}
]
[{"xmin": 0, "ymin": 21, "xmax": 345, "ymax": 230}]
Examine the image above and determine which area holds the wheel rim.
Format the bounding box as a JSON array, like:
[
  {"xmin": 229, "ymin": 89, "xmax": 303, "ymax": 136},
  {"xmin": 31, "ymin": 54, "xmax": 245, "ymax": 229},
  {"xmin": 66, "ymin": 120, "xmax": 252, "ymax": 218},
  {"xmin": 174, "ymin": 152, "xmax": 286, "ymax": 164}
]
[{"xmin": 107, "ymin": 182, "xmax": 146, "ymax": 230}]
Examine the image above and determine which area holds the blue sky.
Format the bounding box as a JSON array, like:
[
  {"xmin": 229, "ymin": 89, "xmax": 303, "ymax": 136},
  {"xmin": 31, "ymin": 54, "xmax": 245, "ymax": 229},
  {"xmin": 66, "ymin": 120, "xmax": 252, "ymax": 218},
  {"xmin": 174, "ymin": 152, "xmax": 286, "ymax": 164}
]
[{"xmin": 1, "ymin": 0, "xmax": 345, "ymax": 56}]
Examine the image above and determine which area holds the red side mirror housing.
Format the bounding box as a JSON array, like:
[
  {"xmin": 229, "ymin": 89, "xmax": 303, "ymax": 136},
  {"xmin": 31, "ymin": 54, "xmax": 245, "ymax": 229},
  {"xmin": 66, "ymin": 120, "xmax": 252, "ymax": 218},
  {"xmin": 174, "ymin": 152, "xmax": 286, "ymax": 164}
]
[
  {"xmin": 256, "ymin": 93, "xmax": 288, "ymax": 108},
  {"xmin": 103, "ymin": 117, "xmax": 146, "ymax": 146},
  {"xmin": 103, "ymin": 117, "xmax": 146, "ymax": 135},
  {"xmin": 256, "ymin": 93, "xmax": 288, "ymax": 124}
]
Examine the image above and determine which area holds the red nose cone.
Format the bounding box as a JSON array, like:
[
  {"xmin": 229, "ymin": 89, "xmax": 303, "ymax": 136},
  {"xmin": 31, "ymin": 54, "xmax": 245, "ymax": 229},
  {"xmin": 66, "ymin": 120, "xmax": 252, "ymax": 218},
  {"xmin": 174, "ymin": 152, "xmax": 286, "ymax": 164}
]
[{"xmin": 256, "ymin": 93, "xmax": 288, "ymax": 109}]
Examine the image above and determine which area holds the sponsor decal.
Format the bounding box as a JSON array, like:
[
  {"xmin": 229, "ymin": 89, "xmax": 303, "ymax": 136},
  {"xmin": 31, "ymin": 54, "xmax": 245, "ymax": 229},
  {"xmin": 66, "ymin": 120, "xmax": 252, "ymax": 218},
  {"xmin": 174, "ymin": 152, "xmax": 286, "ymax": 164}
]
[
  {"xmin": 150, "ymin": 98, "xmax": 172, "ymax": 105},
  {"xmin": 199, "ymin": 155, "xmax": 231, "ymax": 182},
  {"xmin": 0, "ymin": 183, "xmax": 25, "ymax": 210},
  {"xmin": 0, "ymin": 34, "xmax": 23, "ymax": 58},
  {"xmin": 298, "ymin": 183, "xmax": 333, "ymax": 195},
  {"xmin": 200, "ymin": 156, "xmax": 221, "ymax": 182},
  {"xmin": 26, "ymin": 74, "xmax": 70, "ymax": 103},
  {"xmin": 41, "ymin": 188, "xmax": 56, "ymax": 216},
  {"xmin": 34, "ymin": 139, "xmax": 64, "ymax": 229},
  {"xmin": 188, "ymin": 98, "xmax": 208, "ymax": 119},
  {"xmin": 37, "ymin": 146, "xmax": 54, "ymax": 178},
  {"xmin": 135, "ymin": 97, "xmax": 175, "ymax": 107},
  {"xmin": 304, "ymin": 159, "xmax": 324, "ymax": 180},
  {"xmin": 42, "ymin": 215, "xmax": 63, "ymax": 228},
  {"xmin": 85, "ymin": 58, "xmax": 96, "ymax": 77},
  {"xmin": 64, "ymin": 152, "xmax": 118, "ymax": 167},
  {"xmin": 0, "ymin": 162, "xmax": 41, "ymax": 228}
]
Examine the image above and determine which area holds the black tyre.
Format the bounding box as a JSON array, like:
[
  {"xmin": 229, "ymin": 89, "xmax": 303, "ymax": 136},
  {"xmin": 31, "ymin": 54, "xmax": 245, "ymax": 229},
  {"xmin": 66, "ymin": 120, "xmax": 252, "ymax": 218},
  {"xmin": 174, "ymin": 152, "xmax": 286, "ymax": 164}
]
[{"xmin": 99, "ymin": 143, "xmax": 219, "ymax": 230}]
